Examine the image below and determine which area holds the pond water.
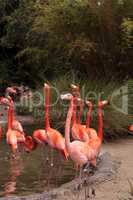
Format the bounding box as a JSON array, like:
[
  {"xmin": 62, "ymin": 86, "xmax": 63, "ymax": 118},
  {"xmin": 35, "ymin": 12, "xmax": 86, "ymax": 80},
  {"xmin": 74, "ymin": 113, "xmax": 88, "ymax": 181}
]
[{"xmin": 0, "ymin": 124, "xmax": 75, "ymax": 197}]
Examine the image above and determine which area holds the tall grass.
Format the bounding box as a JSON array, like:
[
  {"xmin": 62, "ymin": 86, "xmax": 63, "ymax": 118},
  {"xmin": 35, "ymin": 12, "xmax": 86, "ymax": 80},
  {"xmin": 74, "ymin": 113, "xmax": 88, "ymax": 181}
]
[{"xmin": 15, "ymin": 71, "xmax": 133, "ymax": 137}]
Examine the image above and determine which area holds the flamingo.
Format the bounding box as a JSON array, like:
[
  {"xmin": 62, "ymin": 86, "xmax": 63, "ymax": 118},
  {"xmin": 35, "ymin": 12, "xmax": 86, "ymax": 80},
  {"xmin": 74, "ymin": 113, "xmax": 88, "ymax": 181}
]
[
  {"xmin": 9, "ymin": 98, "xmax": 37, "ymax": 152},
  {"xmin": 85, "ymin": 99, "xmax": 109, "ymax": 166},
  {"xmin": 61, "ymin": 93, "xmax": 97, "ymax": 172},
  {"xmin": 6, "ymin": 98, "xmax": 18, "ymax": 153},
  {"xmin": 33, "ymin": 83, "xmax": 68, "ymax": 160},
  {"xmin": 70, "ymin": 84, "xmax": 89, "ymax": 142},
  {"xmin": 10, "ymin": 99, "xmax": 24, "ymax": 133},
  {"xmin": 85, "ymin": 100, "xmax": 98, "ymax": 140},
  {"xmin": 0, "ymin": 97, "xmax": 34, "ymax": 152},
  {"xmin": 8, "ymin": 97, "xmax": 24, "ymax": 133},
  {"xmin": 0, "ymin": 97, "xmax": 24, "ymax": 133},
  {"xmin": 75, "ymin": 98, "xmax": 99, "ymax": 166},
  {"xmin": 4, "ymin": 97, "xmax": 25, "ymax": 143}
]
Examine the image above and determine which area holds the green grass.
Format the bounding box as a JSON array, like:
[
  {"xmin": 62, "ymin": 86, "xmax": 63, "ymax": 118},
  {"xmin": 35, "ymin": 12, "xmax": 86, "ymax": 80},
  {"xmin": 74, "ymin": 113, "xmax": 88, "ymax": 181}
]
[{"xmin": 15, "ymin": 72, "xmax": 133, "ymax": 137}]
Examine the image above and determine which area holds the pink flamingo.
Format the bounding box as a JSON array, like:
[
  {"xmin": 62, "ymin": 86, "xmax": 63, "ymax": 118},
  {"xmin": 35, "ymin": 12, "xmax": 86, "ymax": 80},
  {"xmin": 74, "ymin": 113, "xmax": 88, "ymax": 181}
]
[
  {"xmin": 0, "ymin": 97, "xmax": 24, "ymax": 133},
  {"xmin": 6, "ymin": 98, "xmax": 19, "ymax": 153},
  {"xmin": 85, "ymin": 100, "xmax": 98, "ymax": 140},
  {"xmin": 86, "ymin": 99, "xmax": 109, "ymax": 166},
  {"xmin": 77, "ymin": 97, "xmax": 109, "ymax": 166},
  {"xmin": 70, "ymin": 84, "xmax": 89, "ymax": 142},
  {"xmin": 0, "ymin": 97, "xmax": 33, "ymax": 152},
  {"xmin": 33, "ymin": 83, "xmax": 68, "ymax": 160},
  {"xmin": 61, "ymin": 93, "xmax": 97, "ymax": 172}
]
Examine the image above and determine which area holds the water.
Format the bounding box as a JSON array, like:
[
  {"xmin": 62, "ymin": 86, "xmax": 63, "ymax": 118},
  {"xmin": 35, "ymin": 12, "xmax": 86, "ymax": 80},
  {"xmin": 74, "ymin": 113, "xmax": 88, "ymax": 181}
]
[{"xmin": 0, "ymin": 125, "xmax": 75, "ymax": 197}]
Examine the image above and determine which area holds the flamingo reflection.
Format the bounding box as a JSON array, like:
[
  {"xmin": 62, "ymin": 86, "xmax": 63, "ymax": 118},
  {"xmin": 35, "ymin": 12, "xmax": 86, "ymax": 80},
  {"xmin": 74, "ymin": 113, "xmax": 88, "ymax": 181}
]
[{"xmin": 4, "ymin": 154, "xmax": 23, "ymax": 196}]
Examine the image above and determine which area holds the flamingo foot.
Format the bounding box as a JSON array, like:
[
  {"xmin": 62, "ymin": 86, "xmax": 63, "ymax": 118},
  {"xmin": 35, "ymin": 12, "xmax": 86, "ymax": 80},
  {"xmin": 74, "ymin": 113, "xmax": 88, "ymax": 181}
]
[
  {"xmin": 83, "ymin": 179, "xmax": 96, "ymax": 199},
  {"xmin": 97, "ymin": 156, "xmax": 102, "ymax": 164},
  {"xmin": 74, "ymin": 180, "xmax": 83, "ymax": 191}
]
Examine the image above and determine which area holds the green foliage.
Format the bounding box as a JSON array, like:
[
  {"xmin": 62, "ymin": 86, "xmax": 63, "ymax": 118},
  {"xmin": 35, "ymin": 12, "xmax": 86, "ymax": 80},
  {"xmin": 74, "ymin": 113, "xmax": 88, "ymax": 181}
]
[
  {"xmin": 121, "ymin": 18, "xmax": 133, "ymax": 49},
  {"xmin": 0, "ymin": 0, "xmax": 133, "ymax": 86}
]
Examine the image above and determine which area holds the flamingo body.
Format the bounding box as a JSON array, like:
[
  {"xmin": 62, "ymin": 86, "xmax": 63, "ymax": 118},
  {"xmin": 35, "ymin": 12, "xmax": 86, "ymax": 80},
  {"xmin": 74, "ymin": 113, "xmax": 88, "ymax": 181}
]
[
  {"xmin": 33, "ymin": 129, "xmax": 47, "ymax": 144},
  {"xmin": 61, "ymin": 93, "xmax": 96, "ymax": 168},
  {"xmin": 46, "ymin": 127, "xmax": 68, "ymax": 158},
  {"xmin": 68, "ymin": 140, "xmax": 96, "ymax": 167},
  {"xmin": 12, "ymin": 120, "xmax": 23, "ymax": 133},
  {"xmin": 6, "ymin": 129, "xmax": 18, "ymax": 152},
  {"xmin": 72, "ymin": 124, "xmax": 89, "ymax": 142}
]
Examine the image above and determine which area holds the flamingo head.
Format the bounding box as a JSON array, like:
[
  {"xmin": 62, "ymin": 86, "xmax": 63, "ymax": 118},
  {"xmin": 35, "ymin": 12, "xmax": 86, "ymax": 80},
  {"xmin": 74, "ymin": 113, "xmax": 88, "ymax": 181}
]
[
  {"xmin": 60, "ymin": 93, "xmax": 73, "ymax": 101},
  {"xmin": 85, "ymin": 100, "xmax": 93, "ymax": 107},
  {"xmin": 24, "ymin": 136, "xmax": 38, "ymax": 152},
  {"xmin": 77, "ymin": 97, "xmax": 83, "ymax": 102},
  {"xmin": 98, "ymin": 99, "xmax": 110, "ymax": 108},
  {"xmin": 70, "ymin": 84, "xmax": 80, "ymax": 97},
  {"xmin": 44, "ymin": 83, "xmax": 50, "ymax": 89},
  {"xmin": 6, "ymin": 87, "xmax": 17, "ymax": 95}
]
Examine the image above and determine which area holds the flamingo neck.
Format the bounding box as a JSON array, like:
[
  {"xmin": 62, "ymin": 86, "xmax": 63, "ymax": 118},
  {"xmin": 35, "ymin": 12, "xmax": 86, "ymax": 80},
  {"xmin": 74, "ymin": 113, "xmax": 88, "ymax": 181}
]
[
  {"xmin": 97, "ymin": 107, "xmax": 103, "ymax": 142},
  {"xmin": 45, "ymin": 86, "xmax": 50, "ymax": 131},
  {"xmin": 86, "ymin": 103, "xmax": 93, "ymax": 128},
  {"xmin": 72, "ymin": 97, "xmax": 77, "ymax": 125},
  {"xmin": 65, "ymin": 97, "xmax": 74, "ymax": 150},
  {"xmin": 78, "ymin": 100, "xmax": 84, "ymax": 124},
  {"xmin": 8, "ymin": 102, "xmax": 13, "ymax": 130}
]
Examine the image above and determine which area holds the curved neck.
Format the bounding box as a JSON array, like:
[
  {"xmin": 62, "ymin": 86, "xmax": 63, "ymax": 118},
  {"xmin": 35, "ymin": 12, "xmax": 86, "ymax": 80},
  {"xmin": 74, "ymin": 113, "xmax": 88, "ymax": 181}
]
[
  {"xmin": 78, "ymin": 100, "xmax": 84, "ymax": 124},
  {"xmin": 97, "ymin": 107, "xmax": 103, "ymax": 142},
  {"xmin": 44, "ymin": 86, "xmax": 50, "ymax": 131},
  {"xmin": 72, "ymin": 97, "xmax": 77, "ymax": 125},
  {"xmin": 65, "ymin": 97, "xmax": 74, "ymax": 150},
  {"xmin": 86, "ymin": 103, "xmax": 93, "ymax": 128}
]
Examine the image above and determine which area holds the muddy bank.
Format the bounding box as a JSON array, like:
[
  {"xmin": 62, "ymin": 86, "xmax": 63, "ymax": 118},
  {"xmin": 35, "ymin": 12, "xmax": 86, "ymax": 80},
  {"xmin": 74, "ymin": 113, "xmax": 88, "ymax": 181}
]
[{"xmin": 0, "ymin": 152, "xmax": 120, "ymax": 200}]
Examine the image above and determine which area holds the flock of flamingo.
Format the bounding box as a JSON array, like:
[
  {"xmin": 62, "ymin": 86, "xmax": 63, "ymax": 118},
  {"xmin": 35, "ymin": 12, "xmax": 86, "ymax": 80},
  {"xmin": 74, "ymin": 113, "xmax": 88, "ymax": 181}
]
[{"xmin": 0, "ymin": 83, "xmax": 133, "ymax": 185}]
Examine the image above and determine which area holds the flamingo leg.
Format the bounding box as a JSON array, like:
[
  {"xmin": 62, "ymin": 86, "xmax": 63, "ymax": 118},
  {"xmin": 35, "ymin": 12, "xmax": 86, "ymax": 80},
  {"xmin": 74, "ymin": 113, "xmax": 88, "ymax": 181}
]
[
  {"xmin": 44, "ymin": 144, "xmax": 50, "ymax": 164},
  {"xmin": 50, "ymin": 148, "xmax": 54, "ymax": 167},
  {"xmin": 83, "ymin": 163, "xmax": 96, "ymax": 199},
  {"xmin": 75, "ymin": 167, "xmax": 83, "ymax": 191}
]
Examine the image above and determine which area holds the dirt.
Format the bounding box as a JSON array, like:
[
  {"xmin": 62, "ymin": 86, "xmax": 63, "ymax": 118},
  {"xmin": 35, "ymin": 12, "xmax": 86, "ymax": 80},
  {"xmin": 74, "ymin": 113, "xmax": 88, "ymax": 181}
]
[{"xmin": 94, "ymin": 136, "xmax": 133, "ymax": 200}]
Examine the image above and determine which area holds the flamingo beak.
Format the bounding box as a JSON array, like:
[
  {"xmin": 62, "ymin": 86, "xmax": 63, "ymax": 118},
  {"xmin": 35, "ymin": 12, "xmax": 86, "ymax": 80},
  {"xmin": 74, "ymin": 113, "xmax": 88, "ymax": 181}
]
[
  {"xmin": 70, "ymin": 84, "xmax": 77, "ymax": 89},
  {"xmin": 101, "ymin": 100, "xmax": 110, "ymax": 106},
  {"xmin": 24, "ymin": 136, "xmax": 37, "ymax": 152},
  {"xmin": 60, "ymin": 94, "xmax": 66, "ymax": 100},
  {"xmin": 44, "ymin": 83, "xmax": 50, "ymax": 88}
]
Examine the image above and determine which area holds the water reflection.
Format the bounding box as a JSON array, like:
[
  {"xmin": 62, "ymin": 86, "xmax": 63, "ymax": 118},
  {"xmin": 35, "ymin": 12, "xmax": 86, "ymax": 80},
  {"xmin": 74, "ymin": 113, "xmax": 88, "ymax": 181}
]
[
  {"xmin": 0, "ymin": 123, "xmax": 75, "ymax": 197},
  {"xmin": 0, "ymin": 141, "xmax": 75, "ymax": 197},
  {"xmin": 4, "ymin": 154, "xmax": 23, "ymax": 196}
]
